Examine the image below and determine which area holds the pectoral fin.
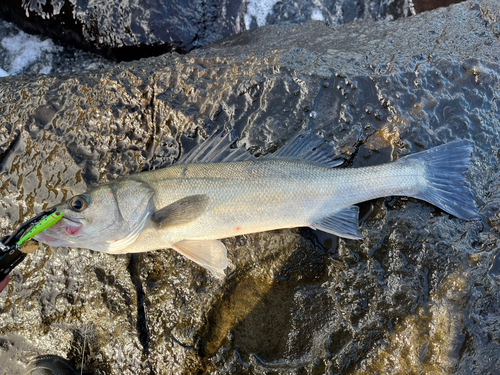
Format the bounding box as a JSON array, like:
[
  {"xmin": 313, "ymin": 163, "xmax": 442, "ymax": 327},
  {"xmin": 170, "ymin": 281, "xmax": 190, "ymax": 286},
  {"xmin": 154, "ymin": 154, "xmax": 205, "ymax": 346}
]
[
  {"xmin": 172, "ymin": 240, "xmax": 228, "ymax": 277},
  {"xmin": 152, "ymin": 194, "xmax": 209, "ymax": 228},
  {"xmin": 310, "ymin": 206, "xmax": 362, "ymax": 239}
]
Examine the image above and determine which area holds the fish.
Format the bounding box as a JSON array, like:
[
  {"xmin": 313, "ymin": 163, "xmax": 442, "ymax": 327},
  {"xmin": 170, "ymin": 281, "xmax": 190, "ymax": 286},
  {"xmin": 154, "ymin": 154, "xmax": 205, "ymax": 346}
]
[{"xmin": 34, "ymin": 131, "xmax": 479, "ymax": 276}]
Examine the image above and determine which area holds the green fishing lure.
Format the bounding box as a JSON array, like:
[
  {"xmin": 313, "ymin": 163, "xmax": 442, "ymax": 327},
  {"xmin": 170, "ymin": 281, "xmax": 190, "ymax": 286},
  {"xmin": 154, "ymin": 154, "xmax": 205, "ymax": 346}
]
[{"xmin": 17, "ymin": 210, "xmax": 63, "ymax": 246}]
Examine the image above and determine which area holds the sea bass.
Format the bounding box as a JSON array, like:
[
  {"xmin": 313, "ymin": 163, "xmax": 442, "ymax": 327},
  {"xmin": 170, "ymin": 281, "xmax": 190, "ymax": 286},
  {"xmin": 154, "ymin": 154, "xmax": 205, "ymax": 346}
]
[{"xmin": 34, "ymin": 131, "xmax": 479, "ymax": 275}]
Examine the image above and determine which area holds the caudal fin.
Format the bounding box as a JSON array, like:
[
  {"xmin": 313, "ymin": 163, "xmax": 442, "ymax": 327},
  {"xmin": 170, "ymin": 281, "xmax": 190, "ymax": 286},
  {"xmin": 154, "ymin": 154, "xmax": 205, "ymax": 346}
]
[{"xmin": 403, "ymin": 140, "xmax": 479, "ymax": 220}]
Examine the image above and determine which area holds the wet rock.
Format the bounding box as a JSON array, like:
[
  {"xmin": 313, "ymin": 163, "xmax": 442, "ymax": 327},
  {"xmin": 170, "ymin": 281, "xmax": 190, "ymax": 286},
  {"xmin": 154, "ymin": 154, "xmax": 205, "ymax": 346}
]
[
  {"xmin": 0, "ymin": 20, "xmax": 111, "ymax": 77},
  {"xmin": 412, "ymin": 0, "xmax": 465, "ymax": 13},
  {"xmin": 0, "ymin": 0, "xmax": 416, "ymax": 61},
  {"xmin": 0, "ymin": 0, "xmax": 499, "ymax": 373}
]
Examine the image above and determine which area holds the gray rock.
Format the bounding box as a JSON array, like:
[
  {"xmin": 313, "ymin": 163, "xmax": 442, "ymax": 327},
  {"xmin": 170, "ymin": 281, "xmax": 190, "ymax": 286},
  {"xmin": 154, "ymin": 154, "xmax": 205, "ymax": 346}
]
[
  {"xmin": 0, "ymin": 1, "xmax": 499, "ymax": 373},
  {"xmin": 0, "ymin": 0, "xmax": 414, "ymax": 60}
]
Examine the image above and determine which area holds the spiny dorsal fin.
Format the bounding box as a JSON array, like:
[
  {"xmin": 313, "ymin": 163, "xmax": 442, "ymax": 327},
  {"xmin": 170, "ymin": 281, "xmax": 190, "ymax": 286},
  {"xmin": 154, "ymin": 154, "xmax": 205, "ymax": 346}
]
[
  {"xmin": 310, "ymin": 206, "xmax": 362, "ymax": 239},
  {"xmin": 177, "ymin": 130, "xmax": 253, "ymax": 164},
  {"xmin": 267, "ymin": 130, "xmax": 343, "ymax": 168},
  {"xmin": 177, "ymin": 129, "xmax": 343, "ymax": 167},
  {"xmin": 152, "ymin": 194, "xmax": 209, "ymax": 228}
]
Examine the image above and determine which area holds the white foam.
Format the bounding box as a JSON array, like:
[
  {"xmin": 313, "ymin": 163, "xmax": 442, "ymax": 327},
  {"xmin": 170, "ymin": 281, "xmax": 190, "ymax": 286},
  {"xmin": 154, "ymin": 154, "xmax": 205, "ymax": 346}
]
[
  {"xmin": 1, "ymin": 30, "xmax": 60, "ymax": 75},
  {"xmin": 39, "ymin": 66, "xmax": 52, "ymax": 75},
  {"xmin": 311, "ymin": 7, "xmax": 324, "ymax": 21},
  {"xmin": 244, "ymin": 0, "xmax": 279, "ymax": 29}
]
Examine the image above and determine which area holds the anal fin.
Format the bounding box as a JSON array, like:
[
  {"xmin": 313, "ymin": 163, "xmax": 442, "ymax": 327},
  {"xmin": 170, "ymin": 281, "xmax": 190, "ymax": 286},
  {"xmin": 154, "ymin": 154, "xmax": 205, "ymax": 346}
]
[
  {"xmin": 172, "ymin": 240, "xmax": 228, "ymax": 277},
  {"xmin": 310, "ymin": 206, "xmax": 362, "ymax": 239}
]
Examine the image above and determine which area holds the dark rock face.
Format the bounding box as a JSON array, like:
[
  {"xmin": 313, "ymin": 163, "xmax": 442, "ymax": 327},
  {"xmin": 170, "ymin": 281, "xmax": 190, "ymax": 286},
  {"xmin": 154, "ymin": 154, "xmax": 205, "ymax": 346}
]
[
  {"xmin": 0, "ymin": 0, "xmax": 419, "ymax": 61},
  {"xmin": 412, "ymin": 0, "xmax": 464, "ymax": 13},
  {"xmin": 0, "ymin": 0, "xmax": 246, "ymax": 59},
  {"xmin": 0, "ymin": 1, "xmax": 499, "ymax": 374}
]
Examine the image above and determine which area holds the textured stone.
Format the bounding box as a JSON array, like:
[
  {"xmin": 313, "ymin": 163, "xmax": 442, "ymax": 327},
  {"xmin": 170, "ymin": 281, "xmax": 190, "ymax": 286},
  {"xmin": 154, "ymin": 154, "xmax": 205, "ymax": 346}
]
[{"xmin": 0, "ymin": 0, "xmax": 415, "ymax": 60}]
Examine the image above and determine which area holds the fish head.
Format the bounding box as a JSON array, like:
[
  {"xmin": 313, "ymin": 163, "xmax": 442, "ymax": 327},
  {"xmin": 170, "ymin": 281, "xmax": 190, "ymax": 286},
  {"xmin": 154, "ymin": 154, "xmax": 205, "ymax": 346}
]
[{"xmin": 35, "ymin": 179, "xmax": 154, "ymax": 252}]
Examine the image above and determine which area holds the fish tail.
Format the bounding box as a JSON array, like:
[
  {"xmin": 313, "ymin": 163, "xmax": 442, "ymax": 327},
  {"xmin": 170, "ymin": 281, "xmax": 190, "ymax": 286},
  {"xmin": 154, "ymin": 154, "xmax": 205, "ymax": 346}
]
[{"xmin": 403, "ymin": 140, "xmax": 479, "ymax": 220}]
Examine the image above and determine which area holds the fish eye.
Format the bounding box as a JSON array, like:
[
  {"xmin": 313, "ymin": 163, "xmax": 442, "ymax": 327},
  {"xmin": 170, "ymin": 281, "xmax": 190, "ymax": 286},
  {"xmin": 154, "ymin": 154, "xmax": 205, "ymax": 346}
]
[{"xmin": 69, "ymin": 195, "xmax": 88, "ymax": 212}]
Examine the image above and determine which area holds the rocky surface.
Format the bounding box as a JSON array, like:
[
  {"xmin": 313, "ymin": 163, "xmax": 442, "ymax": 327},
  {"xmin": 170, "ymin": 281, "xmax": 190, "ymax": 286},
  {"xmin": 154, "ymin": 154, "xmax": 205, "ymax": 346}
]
[
  {"xmin": 0, "ymin": 20, "xmax": 110, "ymax": 77},
  {"xmin": 0, "ymin": 1, "xmax": 499, "ymax": 374},
  {"xmin": 0, "ymin": 0, "xmax": 417, "ymax": 60}
]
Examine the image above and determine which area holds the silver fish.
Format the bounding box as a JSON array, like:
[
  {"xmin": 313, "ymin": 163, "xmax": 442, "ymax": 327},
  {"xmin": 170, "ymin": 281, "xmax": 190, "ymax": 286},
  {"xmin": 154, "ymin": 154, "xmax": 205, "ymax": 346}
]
[{"xmin": 35, "ymin": 131, "xmax": 479, "ymax": 276}]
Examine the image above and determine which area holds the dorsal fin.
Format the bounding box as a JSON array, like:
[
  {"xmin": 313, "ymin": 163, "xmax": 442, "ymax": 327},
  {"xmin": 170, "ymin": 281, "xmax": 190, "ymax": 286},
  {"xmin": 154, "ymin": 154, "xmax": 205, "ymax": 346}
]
[
  {"xmin": 177, "ymin": 129, "xmax": 343, "ymax": 167},
  {"xmin": 267, "ymin": 130, "xmax": 343, "ymax": 168},
  {"xmin": 177, "ymin": 130, "xmax": 253, "ymax": 164}
]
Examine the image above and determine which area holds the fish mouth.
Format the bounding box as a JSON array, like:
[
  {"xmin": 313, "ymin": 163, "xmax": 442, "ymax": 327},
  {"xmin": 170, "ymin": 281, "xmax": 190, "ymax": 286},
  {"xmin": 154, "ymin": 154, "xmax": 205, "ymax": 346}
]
[
  {"xmin": 35, "ymin": 232, "xmax": 68, "ymax": 246},
  {"xmin": 34, "ymin": 216, "xmax": 83, "ymax": 246},
  {"xmin": 58, "ymin": 217, "xmax": 83, "ymax": 235}
]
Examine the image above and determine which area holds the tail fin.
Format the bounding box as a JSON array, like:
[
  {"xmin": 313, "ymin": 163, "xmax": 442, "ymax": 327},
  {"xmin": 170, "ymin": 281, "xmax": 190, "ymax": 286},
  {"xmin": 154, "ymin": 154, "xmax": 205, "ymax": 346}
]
[{"xmin": 403, "ymin": 140, "xmax": 479, "ymax": 220}]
